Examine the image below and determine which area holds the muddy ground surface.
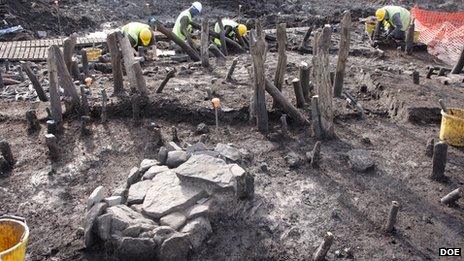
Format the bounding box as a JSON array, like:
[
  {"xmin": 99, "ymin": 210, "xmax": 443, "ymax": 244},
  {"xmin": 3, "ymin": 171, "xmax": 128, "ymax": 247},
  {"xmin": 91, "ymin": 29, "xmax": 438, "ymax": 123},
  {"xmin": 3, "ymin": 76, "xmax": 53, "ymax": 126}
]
[{"xmin": 1, "ymin": 0, "xmax": 464, "ymax": 261}]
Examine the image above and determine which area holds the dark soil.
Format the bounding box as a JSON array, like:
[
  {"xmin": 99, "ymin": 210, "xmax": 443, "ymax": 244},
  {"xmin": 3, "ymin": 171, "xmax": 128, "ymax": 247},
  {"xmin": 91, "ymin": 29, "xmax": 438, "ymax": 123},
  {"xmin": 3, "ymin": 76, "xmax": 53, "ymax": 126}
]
[{"xmin": 1, "ymin": 0, "xmax": 464, "ymax": 261}]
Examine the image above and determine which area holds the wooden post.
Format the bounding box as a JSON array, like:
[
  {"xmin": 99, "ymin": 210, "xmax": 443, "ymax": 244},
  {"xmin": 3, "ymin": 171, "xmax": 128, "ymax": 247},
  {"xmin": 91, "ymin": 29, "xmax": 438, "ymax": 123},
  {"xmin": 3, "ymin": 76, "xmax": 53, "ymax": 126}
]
[
  {"xmin": 71, "ymin": 59, "xmax": 80, "ymax": 81},
  {"xmin": 45, "ymin": 134, "xmax": 59, "ymax": 160},
  {"xmin": 280, "ymin": 114, "xmax": 288, "ymax": 134},
  {"xmin": 156, "ymin": 69, "xmax": 176, "ymax": 94},
  {"xmin": 63, "ymin": 34, "xmax": 77, "ymax": 72},
  {"xmin": 153, "ymin": 20, "xmax": 200, "ymax": 61},
  {"xmin": 101, "ymin": 89, "xmax": 108, "ymax": 123},
  {"xmin": 226, "ymin": 58, "xmax": 238, "ymax": 82},
  {"xmin": 333, "ymin": 11, "xmax": 351, "ymax": 98},
  {"xmin": 385, "ymin": 201, "xmax": 400, "ymax": 233},
  {"xmin": 171, "ymin": 126, "xmax": 179, "ymax": 142},
  {"xmin": 311, "ymin": 95, "xmax": 323, "ymax": 140},
  {"xmin": 0, "ymin": 140, "xmax": 14, "ymax": 166},
  {"xmin": 299, "ymin": 27, "xmax": 312, "ymax": 52},
  {"xmin": 131, "ymin": 61, "xmax": 148, "ymax": 98},
  {"xmin": 26, "ymin": 109, "xmax": 40, "ymax": 133},
  {"xmin": 430, "ymin": 141, "xmax": 448, "ymax": 180},
  {"xmin": 119, "ymin": 35, "xmax": 139, "ymax": 93},
  {"xmin": 274, "ymin": 23, "xmax": 287, "ymax": 108},
  {"xmin": 292, "ymin": 78, "xmax": 305, "ymax": 108},
  {"xmin": 265, "ymin": 78, "xmax": 308, "ymax": 125},
  {"xmin": 312, "ymin": 25, "xmax": 335, "ymax": 139},
  {"xmin": 47, "ymin": 47, "xmax": 63, "ymax": 123},
  {"xmin": 81, "ymin": 116, "xmax": 91, "ymax": 136},
  {"xmin": 0, "ymin": 72, "xmax": 4, "ymax": 89},
  {"xmin": 81, "ymin": 49, "xmax": 90, "ymax": 76},
  {"xmin": 405, "ymin": 18, "xmax": 415, "ymax": 55},
  {"xmin": 201, "ymin": 18, "xmax": 210, "ymax": 68},
  {"xmin": 451, "ymin": 45, "xmax": 464, "ymax": 74},
  {"xmin": 107, "ymin": 32, "xmax": 124, "ymax": 94},
  {"xmin": 299, "ymin": 61, "xmax": 311, "ymax": 100},
  {"xmin": 313, "ymin": 232, "xmax": 334, "ymax": 261},
  {"xmin": 51, "ymin": 45, "xmax": 80, "ymax": 106},
  {"xmin": 440, "ymin": 188, "xmax": 462, "ymax": 205},
  {"xmin": 21, "ymin": 62, "xmax": 48, "ymax": 102},
  {"xmin": 217, "ymin": 18, "xmax": 228, "ymax": 56},
  {"xmin": 412, "ymin": 70, "xmax": 420, "ymax": 84},
  {"xmin": 80, "ymin": 85, "xmax": 90, "ymax": 116},
  {"xmin": 309, "ymin": 141, "xmax": 322, "ymax": 168},
  {"xmin": 250, "ymin": 20, "xmax": 269, "ymax": 133}
]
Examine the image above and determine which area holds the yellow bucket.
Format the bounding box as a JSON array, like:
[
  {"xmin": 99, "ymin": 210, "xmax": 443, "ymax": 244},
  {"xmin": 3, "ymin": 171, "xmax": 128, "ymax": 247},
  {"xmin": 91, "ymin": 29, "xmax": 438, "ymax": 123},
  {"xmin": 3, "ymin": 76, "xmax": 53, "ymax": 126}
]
[
  {"xmin": 0, "ymin": 217, "xmax": 29, "ymax": 261},
  {"xmin": 85, "ymin": 47, "xmax": 102, "ymax": 62},
  {"xmin": 439, "ymin": 108, "xmax": 464, "ymax": 147}
]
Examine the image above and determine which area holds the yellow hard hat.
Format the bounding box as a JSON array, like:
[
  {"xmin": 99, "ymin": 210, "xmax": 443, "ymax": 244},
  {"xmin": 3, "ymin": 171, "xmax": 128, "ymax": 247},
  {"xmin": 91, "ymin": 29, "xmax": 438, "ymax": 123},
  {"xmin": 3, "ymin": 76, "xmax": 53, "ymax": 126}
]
[
  {"xmin": 375, "ymin": 8, "xmax": 387, "ymax": 22},
  {"xmin": 140, "ymin": 28, "xmax": 152, "ymax": 46},
  {"xmin": 237, "ymin": 24, "xmax": 247, "ymax": 37}
]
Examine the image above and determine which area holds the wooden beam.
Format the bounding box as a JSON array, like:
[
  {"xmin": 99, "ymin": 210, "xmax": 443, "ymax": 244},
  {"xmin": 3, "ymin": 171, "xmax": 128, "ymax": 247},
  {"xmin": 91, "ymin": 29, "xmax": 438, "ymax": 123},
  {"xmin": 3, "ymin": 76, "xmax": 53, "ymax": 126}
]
[
  {"xmin": 250, "ymin": 20, "xmax": 269, "ymax": 133},
  {"xmin": 47, "ymin": 47, "xmax": 62, "ymax": 123},
  {"xmin": 312, "ymin": 25, "xmax": 335, "ymax": 139},
  {"xmin": 265, "ymin": 78, "xmax": 308, "ymax": 125},
  {"xmin": 106, "ymin": 32, "xmax": 124, "ymax": 94},
  {"xmin": 156, "ymin": 69, "xmax": 176, "ymax": 93},
  {"xmin": 273, "ymin": 23, "xmax": 287, "ymax": 108},
  {"xmin": 152, "ymin": 20, "xmax": 200, "ymax": 61},
  {"xmin": 21, "ymin": 62, "xmax": 48, "ymax": 102},
  {"xmin": 201, "ymin": 18, "xmax": 210, "ymax": 68},
  {"xmin": 333, "ymin": 11, "xmax": 351, "ymax": 97}
]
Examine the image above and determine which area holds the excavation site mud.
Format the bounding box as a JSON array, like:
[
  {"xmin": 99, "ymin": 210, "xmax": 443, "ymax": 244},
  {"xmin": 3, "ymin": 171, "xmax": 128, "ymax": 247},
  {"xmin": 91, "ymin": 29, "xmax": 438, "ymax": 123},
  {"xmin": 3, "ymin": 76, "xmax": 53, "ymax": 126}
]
[{"xmin": 0, "ymin": 0, "xmax": 463, "ymax": 260}]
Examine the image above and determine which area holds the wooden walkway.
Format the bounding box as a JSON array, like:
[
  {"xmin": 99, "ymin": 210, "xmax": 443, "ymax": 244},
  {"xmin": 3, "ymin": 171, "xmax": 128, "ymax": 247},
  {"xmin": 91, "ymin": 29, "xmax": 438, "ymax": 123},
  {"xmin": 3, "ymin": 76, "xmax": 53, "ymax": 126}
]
[{"xmin": 0, "ymin": 36, "xmax": 107, "ymax": 61}]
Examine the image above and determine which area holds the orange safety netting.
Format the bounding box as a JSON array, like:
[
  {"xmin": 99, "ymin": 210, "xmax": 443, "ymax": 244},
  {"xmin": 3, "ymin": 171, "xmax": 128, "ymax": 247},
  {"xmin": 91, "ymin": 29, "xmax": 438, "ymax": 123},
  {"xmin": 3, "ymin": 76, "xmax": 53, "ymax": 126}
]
[{"xmin": 411, "ymin": 6, "xmax": 464, "ymax": 65}]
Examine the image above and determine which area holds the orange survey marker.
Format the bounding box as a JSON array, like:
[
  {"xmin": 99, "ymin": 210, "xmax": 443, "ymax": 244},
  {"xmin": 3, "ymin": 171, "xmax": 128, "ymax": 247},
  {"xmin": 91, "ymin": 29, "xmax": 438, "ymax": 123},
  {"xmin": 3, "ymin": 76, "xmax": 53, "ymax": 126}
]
[{"xmin": 412, "ymin": 6, "xmax": 464, "ymax": 65}]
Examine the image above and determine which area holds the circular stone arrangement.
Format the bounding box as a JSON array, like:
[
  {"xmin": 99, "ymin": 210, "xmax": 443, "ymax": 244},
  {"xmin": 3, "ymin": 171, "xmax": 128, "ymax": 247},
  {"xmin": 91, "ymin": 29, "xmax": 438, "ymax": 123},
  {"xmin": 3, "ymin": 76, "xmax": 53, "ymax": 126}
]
[{"xmin": 83, "ymin": 142, "xmax": 254, "ymax": 260}]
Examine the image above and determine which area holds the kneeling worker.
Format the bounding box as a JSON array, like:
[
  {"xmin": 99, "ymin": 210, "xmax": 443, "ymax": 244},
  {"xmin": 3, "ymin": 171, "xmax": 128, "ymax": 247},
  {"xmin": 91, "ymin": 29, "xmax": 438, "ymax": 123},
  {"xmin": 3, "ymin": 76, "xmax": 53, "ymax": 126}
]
[
  {"xmin": 173, "ymin": 2, "xmax": 202, "ymax": 46},
  {"xmin": 121, "ymin": 22, "xmax": 155, "ymax": 48},
  {"xmin": 214, "ymin": 18, "xmax": 247, "ymax": 46},
  {"xmin": 375, "ymin": 6, "xmax": 411, "ymax": 41}
]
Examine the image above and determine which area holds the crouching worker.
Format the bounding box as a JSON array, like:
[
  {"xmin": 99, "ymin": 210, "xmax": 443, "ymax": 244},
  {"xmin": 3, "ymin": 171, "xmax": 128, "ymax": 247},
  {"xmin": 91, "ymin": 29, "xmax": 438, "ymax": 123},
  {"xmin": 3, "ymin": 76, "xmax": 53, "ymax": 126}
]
[
  {"xmin": 375, "ymin": 6, "xmax": 411, "ymax": 41},
  {"xmin": 121, "ymin": 22, "xmax": 155, "ymax": 48},
  {"xmin": 214, "ymin": 18, "xmax": 247, "ymax": 46},
  {"xmin": 173, "ymin": 2, "xmax": 202, "ymax": 49}
]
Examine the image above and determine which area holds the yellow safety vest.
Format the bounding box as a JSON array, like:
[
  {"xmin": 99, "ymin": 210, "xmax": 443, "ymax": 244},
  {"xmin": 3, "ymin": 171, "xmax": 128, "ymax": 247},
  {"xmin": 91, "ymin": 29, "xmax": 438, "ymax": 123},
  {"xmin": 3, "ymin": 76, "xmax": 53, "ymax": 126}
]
[
  {"xmin": 384, "ymin": 6, "xmax": 411, "ymax": 31},
  {"xmin": 122, "ymin": 22, "xmax": 150, "ymax": 47},
  {"xmin": 173, "ymin": 9, "xmax": 192, "ymax": 41}
]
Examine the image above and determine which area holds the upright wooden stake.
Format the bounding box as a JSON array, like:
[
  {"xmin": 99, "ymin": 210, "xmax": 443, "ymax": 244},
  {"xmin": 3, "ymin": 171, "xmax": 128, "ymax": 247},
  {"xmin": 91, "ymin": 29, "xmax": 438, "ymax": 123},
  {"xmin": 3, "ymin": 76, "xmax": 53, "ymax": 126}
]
[
  {"xmin": 273, "ymin": 23, "xmax": 287, "ymax": 108},
  {"xmin": 47, "ymin": 47, "xmax": 62, "ymax": 123},
  {"xmin": 312, "ymin": 25, "xmax": 335, "ymax": 139},
  {"xmin": 45, "ymin": 134, "xmax": 59, "ymax": 160},
  {"xmin": 313, "ymin": 232, "xmax": 334, "ymax": 261},
  {"xmin": 217, "ymin": 18, "xmax": 228, "ymax": 56},
  {"xmin": 0, "ymin": 140, "xmax": 14, "ymax": 166},
  {"xmin": 26, "ymin": 109, "xmax": 40, "ymax": 133},
  {"xmin": 21, "ymin": 62, "xmax": 48, "ymax": 102},
  {"xmin": 451, "ymin": 45, "xmax": 464, "ymax": 74},
  {"xmin": 333, "ymin": 11, "xmax": 351, "ymax": 98},
  {"xmin": 107, "ymin": 32, "xmax": 124, "ymax": 94},
  {"xmin": 131, "ymin": 61, "xmax": 149, "ymax": 98},
  {"xmin": 280, "ymin": 114, "xmax": 288, "ymax": 134},
  {"xmin": 81, "ymin": 49, "xmax": 90, "ymax": 76},
  {"xmin": 412, "ymin": 70, "xmax": 420, "ymax": 84},
  {"xmin": 131, "ymin": 94, "xmax": 141, "ymax": 126},
  {"xmin": 51, "ymin": 45, "xmax": 80, "ymax": 107},
  {"xmin": 311, "ymin": 95, "xmax": 323, "ymax": 140},
  {"xmin": 299, "ymin": 61, "xmax": 311, "ymax": 100},
  {"xmin": 0, "ymin": 72, "xmax": 4, "ymax": 89},
  {"xmin": 250, "ymin": 20, "xmax": 269, "ymax": 133},
  {"xmin": 430, "ymin": 141, "xmax": 448, "ymax": 180},
  {"xmin": 101, "ymin": 89, "xmax": 108, "ymax": 123},
  {"xmin": 292, "ymin": 78, "xmax": 305, "ymax": 108},
  {"xmin": 226, "ymin": 58, "xmax": 238, "ymax": 82},
  {"xmin": 156, "ymin": 69, "xmax": 176, "ymax": 93},
  {"xmin": 119, "ymin": 35, "xmax": 139, "ymax": 93},
  {"xmin": 80, "ymin": 85, "xmax": 90, "ymax": 116},
  {"xmin": 405, "ymin": 18, "xmax": 415, "ymax": 55},
  {"xmin": 385, "ymin": 201, "xmax": 400, "ymax": 233},
  {"xmin": 200, "ymin": 18, "xmax": 210, "ymax": 68},
  {"xmin": 71, "ymin": 59, "xmax": 80, "ymax": 81},
  {"xmin": 425, "ymin": 138, "xmax": 434, "ymax": 157},
  {"xmin": 47, "ymin": 120, "xmax": 57, "ymax": 135},
  {"xmin": 299, "ymin": 27, "xmax": 312, "ymax": 52},
  {"xmin": 309, "ymin": 141, "xmax": 322, "ymax": 168},
  {"xmin": 63, "ymin": 34, "xmax": 77, "ymax": 72}
]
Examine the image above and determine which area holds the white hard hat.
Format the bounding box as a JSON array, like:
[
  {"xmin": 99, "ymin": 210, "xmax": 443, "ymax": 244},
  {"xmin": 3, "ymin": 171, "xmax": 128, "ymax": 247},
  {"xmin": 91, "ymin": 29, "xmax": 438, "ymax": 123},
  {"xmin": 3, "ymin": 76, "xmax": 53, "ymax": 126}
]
[{"xmin": 192, "ymin": 2, "xmax": 202, "ymax": 13}]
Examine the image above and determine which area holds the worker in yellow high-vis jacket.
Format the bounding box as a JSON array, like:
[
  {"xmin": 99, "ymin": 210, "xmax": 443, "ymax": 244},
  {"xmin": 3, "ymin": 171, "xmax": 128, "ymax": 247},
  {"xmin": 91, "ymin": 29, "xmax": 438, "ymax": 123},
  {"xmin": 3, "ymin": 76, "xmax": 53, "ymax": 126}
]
[
  {"xmin": 213, "ymin": 18, "xmax": 247, "ymax": 46},
  {"xmin": 375, "ymin": 6, "xmax": 411, "ymax": 41},
  {"xmin": 173, "ymin": 1, "xmax": 202, "ymax": 47},
  {"xmin": 121, "ymin": 22, "xmax": 155, "ymax": 48}
]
